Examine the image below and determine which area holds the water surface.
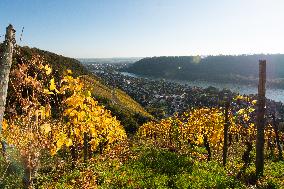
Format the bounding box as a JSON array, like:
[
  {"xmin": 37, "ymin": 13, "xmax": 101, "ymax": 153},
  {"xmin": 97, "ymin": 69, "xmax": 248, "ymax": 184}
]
[{"xmin": 120, "ymin": 72, "xmax": 284, "ymax": 103}]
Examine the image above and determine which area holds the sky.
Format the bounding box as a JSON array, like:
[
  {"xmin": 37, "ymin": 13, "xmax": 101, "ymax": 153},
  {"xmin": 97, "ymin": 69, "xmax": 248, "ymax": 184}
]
[{"xmin": 0, "ymin": 0, "xmax": 284, "ymax": 58}]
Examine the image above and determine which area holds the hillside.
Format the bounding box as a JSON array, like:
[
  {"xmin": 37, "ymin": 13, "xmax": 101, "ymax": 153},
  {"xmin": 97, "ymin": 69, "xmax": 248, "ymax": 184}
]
[
  {"xmin": 124, "ymin": 55, "xmax": 284, "ymax": 88},
  {"xmin": 2, "ymin": 45, "xmax": 152, "ymax": 133},
  {"xmin": 1, "ymin": 43, "xmax": 283, "ymax": 189}
]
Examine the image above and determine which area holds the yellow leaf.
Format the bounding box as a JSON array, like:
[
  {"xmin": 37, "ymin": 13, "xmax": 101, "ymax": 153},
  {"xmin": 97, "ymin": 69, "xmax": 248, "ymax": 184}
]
[
  {"xmin": 65, "ymin": 138, "xmax": 73, "ymax": 147},
  {"xmin": 56, "ymin": 133, "xmax": 67, "ymax": 151},
  {"xmin": 248, "ymin": 107, "xmax": 255, "ymax": 113},
  {"xmin": 49, "ymin": 78, "xmax": 56, "ymax": 91},
  {"xmin": 44, "ymin": 65, "xmax": 52, "ymax": 75},
  {"xmin": 49, "ymin": 78, "xmax": 60, "ymax": 93},
  {"xmin": 44, "ymin": 89, "xmax": 54, "ymax": 95},
  {"xmin": 90, "ymin": 127, "xmax": 97, "ymax": 136},
  {"xmin": 74, "ymin": 128, "xmax": 80, "ymax": 136},
  {"xmin": 40, "ymin": 123, "xmax": 51, "ymax": 134},
  {"xmin": 235, "ymin": 95, "xmax": 243, "ymax": 100},
  {"xmin": 237, "ymin": 109, "xmax": 245, "ymax": 115},
  {"xmin": 51, "ymin": 148, "xmax": 57, "ymax": 156},
  {"xmin": 2, "ymin": 119, "xmax": 8, "ymax": 130},
  {"xmin": 197, "ymin": 135, "xmax": 203, "ymax": 145},
  {"xmin": 252, "ymin": 100, "xmax": 257, "ymax": 105},
  {"xmin": 86, "ymin": 91, "xmax": 92, "ymax": 97}
]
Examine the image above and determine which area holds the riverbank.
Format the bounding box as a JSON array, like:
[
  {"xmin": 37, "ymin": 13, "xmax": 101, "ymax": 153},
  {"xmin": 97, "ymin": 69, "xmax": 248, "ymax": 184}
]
[{"xmin": 120, "ymin": 71, "xmax": 284, "ymax": 103}]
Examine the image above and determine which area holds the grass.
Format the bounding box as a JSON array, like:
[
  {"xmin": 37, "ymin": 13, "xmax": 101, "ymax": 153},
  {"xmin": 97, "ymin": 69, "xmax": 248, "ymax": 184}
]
[
  {"xmin": 1, "ymin": 142, "xmax": 284, "ymax": 188},
  {"xmin": 0, "ymin": 134, "xmax": 283, "ymax": 189},
  {"xmin": 0, "ymin": 148, "xmax": 24, "ymax": 189},
  {"xmin": 34, "ymin": 145, "xmax": 246, "ymax": 189}
]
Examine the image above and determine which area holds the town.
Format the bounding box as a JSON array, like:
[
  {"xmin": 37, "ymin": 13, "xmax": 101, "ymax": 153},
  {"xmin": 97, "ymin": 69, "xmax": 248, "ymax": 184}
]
[{"xmin": 84, "ymin": 62, "xmax": 284, "ymax": 120}]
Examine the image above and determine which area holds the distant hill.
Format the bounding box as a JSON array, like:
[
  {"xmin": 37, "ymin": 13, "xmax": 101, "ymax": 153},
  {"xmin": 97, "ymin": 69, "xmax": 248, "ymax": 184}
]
[
  {"xmin": 124, "ymin": 55, "xmax": 284, "ymax": 88},
  {"xmin": 0, "ymin": 45, "xmax": 151, "ymax": 133},
  {"xmin": 78, "ymin": 57, "xmax": 143, "ymax": 64}
]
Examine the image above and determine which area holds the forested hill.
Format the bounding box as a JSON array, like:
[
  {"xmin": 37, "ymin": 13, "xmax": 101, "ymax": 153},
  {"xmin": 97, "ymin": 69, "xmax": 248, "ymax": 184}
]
[
  {"xmin": 124, "ymin": 55, "xmax": 284, "ymax": 88},
  {"xmin": 0, "ymin": 44, "xmax": 151, "ymax": 133},
  {"xmin": 16, "ymin": 46, "xmax": 90, "ymax": 77}
]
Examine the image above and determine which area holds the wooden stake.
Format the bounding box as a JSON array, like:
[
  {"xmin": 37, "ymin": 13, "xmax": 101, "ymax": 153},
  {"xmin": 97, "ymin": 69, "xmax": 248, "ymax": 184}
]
[
  {"xmin": 223, "ymin": 99, "xmax": 230, "ymax": 166},
  {"xmin": 256, "ymin": 60, "xmax": 266, "ymax": 177}
]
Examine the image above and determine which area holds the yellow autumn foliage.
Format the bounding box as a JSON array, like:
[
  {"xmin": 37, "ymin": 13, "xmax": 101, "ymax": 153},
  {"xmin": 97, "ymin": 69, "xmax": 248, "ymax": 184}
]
[
  {"xmin": 1, "ymin": 57, "xmax": 127, "ymax": 159},
  {"xmin": 46, "ymin": 71, "xmax": 127, "ymax": 155},
  {"xmin": 138, "ymin": 108, "xmax": 230, "ymax": 152}
]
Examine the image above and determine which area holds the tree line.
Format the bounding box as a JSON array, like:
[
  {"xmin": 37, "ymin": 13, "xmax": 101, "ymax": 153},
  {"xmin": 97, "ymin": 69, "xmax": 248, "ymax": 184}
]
[{"xmin": 124, "ymin": 55, "xmax": 284, "ymax": 88}]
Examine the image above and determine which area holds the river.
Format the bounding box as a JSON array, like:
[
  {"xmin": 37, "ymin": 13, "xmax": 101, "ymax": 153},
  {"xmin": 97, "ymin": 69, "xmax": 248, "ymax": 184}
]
[{"xmin": 120, "ymin": 72, "xmax": 284, "ymax": 103}]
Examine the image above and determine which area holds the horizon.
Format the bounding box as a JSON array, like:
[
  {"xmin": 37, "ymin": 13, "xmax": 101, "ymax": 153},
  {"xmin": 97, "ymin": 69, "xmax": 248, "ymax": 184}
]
[
  {"xmin": 1, "ymin": 0, "xmax": 284, "ymax": 58},
  {"xmin": 77, "ymin": 53, "xmax": 284, "ymax": 60}
]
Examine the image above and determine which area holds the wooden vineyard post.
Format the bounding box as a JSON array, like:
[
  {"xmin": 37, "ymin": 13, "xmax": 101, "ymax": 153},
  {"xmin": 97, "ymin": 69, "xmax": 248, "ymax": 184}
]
[
  {"xmin": 0, "ymin": 25, "xmax": 16, "ymax": 157},
  {"xmin": 0, "ymin": 24, "xmax": 16, "ymax": 135},
  {"xmin": 256, "ymin": 60, "xmax": 266, "ymax": 177},
  {"xmin": 223, "ymin": 99, "xmax": 230, "ymax": 166}
]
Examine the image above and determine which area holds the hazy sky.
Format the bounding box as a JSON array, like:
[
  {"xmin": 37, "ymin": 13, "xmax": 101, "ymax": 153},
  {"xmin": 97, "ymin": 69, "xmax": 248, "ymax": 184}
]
[{"xmin": 1, "ymin": 0, "xmax": 284, "ymax": 58}]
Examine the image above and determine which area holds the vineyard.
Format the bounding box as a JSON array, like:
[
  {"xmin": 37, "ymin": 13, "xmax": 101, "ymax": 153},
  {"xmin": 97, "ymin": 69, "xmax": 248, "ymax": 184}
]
[{"xmin": 0, "ymin": 25, "xmax": 284, "ymax": 189}]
